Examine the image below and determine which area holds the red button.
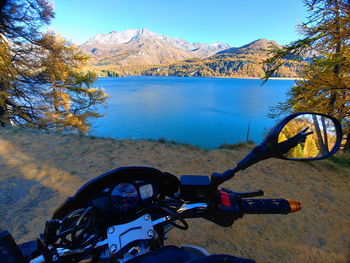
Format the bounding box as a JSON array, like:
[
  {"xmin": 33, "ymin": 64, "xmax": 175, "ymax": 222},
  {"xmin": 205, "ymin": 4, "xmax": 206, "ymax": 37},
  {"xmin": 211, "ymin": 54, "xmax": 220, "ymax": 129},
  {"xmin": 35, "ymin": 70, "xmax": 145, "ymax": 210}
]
[{"xmin": 220, "ymin": 191, "xmax": 231, "ymax": 207}]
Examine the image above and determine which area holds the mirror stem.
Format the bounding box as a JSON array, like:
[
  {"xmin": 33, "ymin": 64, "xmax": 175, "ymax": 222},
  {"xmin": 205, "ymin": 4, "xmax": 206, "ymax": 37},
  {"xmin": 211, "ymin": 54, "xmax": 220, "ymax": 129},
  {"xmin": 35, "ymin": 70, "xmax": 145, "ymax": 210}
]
[
  {"xmin": 237, "ymin": 144, "xmax": 270, "ymax": 170},
  {"xmin": 210, "ymin": 144, "xmax": 270, "ymax": 189},
  {"xmin": 211, "ymin": 166, "xmax": 240, "ymax": 188}
]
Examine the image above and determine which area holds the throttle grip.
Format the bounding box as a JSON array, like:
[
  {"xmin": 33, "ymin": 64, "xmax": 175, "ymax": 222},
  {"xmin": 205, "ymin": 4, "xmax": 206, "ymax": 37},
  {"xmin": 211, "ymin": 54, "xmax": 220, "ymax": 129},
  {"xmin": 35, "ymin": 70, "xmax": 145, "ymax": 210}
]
[{"xmin": 241, "ymin": 199, "xmax": 302, "ymax": 214}]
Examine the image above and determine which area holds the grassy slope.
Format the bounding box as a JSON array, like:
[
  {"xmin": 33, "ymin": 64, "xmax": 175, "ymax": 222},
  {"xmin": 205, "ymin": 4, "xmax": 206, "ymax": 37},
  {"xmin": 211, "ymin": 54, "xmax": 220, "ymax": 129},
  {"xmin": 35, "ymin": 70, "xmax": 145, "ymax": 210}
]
[{"xmin": 0, "ymin": 128, "xmax": 349, "ymax": 263}]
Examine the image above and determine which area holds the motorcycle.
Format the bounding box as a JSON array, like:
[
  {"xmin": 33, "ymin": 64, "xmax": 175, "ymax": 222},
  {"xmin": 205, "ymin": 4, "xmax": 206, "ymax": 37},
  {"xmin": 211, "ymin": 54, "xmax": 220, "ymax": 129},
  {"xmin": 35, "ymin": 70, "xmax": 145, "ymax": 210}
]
[{"xmin": 0, "ymin": 112, "xmax": 343, "ymax": 263}]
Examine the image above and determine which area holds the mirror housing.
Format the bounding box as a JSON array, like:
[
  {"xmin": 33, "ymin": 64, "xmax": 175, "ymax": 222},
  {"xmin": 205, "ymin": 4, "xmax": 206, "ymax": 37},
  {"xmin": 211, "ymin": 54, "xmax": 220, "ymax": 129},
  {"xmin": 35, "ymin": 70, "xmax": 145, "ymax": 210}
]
[
  {"xmin": 264, "ymin": 112, "xmax": 342, "ymax": 160},
  {"xmin": 237, "ymin": 112, "xmax": 343, "ymax": 170}
]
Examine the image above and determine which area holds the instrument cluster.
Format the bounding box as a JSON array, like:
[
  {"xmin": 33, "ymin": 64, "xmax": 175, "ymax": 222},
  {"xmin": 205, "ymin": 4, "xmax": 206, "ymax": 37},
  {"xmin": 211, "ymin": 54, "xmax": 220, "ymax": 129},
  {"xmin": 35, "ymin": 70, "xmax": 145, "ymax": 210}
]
[
  {"xmin": 52, "ymin": 167, "xmax": 180, "ymax": 221},
  {"xmin": 90, "ymin": 179, "xmax": 158, "ymax": 214},
  {"xmin": 110, "ymin": 181, "xmax": 155, "ymax": 212}
]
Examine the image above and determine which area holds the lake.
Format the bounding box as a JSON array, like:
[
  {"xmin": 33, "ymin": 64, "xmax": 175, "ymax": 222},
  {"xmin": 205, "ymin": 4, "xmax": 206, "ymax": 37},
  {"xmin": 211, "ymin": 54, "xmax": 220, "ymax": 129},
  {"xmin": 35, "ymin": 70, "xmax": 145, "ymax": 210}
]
[{"xmin": 90, "ymin": 76, "xmax": 294, "ymax": 148}]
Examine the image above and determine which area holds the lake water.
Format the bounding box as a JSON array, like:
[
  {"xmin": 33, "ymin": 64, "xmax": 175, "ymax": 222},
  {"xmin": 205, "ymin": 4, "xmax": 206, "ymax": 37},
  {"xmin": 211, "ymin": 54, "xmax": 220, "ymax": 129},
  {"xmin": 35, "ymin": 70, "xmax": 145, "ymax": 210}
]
[{"xmin": 90, "ymin": 76, "xmax": 294, "ymax": 148}]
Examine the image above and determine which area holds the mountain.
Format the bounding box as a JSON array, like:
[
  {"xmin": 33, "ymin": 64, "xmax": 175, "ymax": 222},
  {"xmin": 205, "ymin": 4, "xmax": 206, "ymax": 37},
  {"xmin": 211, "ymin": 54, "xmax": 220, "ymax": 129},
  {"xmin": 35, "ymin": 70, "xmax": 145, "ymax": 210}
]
[
  {"xmin": 215, "ymin": 38, "xmax": 280, "ymax": 57},
  {"xmin": 81, "ymin": 32, "xmax": 301, "ymax": 78},
  {"xmin": 80, "ymin": 28, "xmax": 230, "ymax": 66},
  {"xmin": 141, "ymin": 39, "xmax": 302, "ymax": 78}
]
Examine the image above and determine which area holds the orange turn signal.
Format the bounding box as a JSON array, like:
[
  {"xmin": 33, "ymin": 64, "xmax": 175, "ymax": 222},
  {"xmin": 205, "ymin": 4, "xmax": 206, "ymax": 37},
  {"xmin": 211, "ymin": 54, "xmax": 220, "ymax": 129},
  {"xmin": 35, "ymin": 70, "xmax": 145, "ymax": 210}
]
[{"xmin": 286, "ymin": 199, "xmax": 302, "ymax": 212}]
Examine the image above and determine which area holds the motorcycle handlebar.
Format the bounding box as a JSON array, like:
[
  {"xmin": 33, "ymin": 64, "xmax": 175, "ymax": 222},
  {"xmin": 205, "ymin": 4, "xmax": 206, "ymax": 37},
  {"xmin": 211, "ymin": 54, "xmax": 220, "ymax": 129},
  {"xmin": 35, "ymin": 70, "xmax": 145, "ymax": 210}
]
[
  {"xmin": 241, "ymin": 198, "xmax": 302, "ymax": 214},
  {"xmin": 29, "ymin": 198, "xmax": 301, "ymax": 262},
  {"xmin": 30, "ymin": 206, "xmax": 209, "ymax": 263}
]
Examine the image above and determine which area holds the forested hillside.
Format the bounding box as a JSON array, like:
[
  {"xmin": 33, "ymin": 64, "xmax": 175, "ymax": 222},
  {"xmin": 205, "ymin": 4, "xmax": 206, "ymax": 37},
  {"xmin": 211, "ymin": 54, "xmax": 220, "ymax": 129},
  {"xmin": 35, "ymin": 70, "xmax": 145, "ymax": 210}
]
[
  {"xmin": 142, "ymin": 54, "xmax": 301, "ymax": 78},
  {"xmin": 86, "ymin": 39, "xmax": 303, "ymax": 78}
]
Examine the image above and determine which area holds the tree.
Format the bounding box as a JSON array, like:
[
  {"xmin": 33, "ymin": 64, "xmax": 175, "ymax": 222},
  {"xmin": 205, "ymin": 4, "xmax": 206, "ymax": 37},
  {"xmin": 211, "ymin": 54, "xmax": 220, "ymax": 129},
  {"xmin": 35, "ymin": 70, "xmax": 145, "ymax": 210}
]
[
  {"xmin": 0, "ymin": 0, "xmax": 54, "ymax": 126},
  {"xmin": 0, "ymin": 1, "xmax": 107, "ymax": 133},
  {"xmin": 264, "ymin": 0, "xmax": 350, "ymax": 151},
  {"xmin": 37, "ymin": 32, "xmax": 108, "ymax": 133}
]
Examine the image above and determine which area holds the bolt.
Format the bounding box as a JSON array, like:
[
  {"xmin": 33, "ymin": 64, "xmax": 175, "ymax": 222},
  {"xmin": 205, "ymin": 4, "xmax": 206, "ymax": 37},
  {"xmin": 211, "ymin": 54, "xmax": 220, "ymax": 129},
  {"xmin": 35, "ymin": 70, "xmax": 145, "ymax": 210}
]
[
  {"xmin": 108, "ymin": 226, "xmax": 115, "ymax": 234},
  {"xmin": 110, "ymin": 244, "xmax": 118, "ymax": 254},
  {"xmin": 147, "ymin": 230, "xmax": 154, "ymax": 238},
  {"xmin": 48, "ymin": 245, "xmax": 53, "ymax": 250},
  {"xmin": 144, "ymin": 214, "xmax": 150, "ymax": 221}
]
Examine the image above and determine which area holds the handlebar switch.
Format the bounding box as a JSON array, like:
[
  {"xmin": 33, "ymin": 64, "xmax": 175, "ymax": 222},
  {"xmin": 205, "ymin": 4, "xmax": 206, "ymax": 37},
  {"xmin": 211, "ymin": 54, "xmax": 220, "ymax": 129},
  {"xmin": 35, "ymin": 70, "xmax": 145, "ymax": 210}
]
[{"xmin": 204, "ymin": 192, "xmax": 243, "ymax": 227}]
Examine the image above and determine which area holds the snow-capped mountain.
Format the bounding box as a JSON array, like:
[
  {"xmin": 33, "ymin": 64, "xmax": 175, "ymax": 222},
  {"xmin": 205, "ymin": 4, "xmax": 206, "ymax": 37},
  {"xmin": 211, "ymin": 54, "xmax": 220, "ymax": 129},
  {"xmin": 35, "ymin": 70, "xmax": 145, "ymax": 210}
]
[
  {"xmin": 80, "ymin": 28, "xmax": 230, "ymax": 65},
  {"xmin": 83, "ymin": 29, "xmax": 161, "ymax": 45}
]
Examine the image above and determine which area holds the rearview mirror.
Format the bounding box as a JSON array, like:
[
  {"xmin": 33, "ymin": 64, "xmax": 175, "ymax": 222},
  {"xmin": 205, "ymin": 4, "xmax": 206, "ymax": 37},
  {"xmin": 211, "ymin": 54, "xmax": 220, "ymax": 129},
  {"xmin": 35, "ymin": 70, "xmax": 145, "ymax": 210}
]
[
  {"xmin": 236, "ymin": 112, "xmax": 342, "ymax": 170},
  {"xmin": 265, "ymin": 112, "xmax": 343, "ymax": 161},
  {"xmin": 278, "ymin": 114, "xmax": 340, "ymax": 160}
]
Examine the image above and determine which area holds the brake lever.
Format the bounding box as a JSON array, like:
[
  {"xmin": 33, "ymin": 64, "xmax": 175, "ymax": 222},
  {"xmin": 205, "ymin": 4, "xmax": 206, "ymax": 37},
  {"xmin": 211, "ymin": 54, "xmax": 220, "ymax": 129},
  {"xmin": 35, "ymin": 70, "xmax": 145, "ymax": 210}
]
[{"xmin": 220, "ymin": 188, "xmax": 264, "ymax": 198}]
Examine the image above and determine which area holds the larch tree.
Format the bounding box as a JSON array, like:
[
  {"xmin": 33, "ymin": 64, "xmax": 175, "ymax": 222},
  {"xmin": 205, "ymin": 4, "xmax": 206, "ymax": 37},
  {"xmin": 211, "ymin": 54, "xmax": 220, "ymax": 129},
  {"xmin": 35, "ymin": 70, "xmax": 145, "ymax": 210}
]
[
  {"xmin": 37, "ymin": 32, "xmax": 108, "ymax": 134},
  {"xmin": 0, "ymin": 0, "xmax": 108, "ymax": 133},
  {"xmin": 0, "ymin": 0, "xmax": 54, "ymax": 126},
  {"xmin": 264, "ymin": 0, "xmax": 350, "ymax": 151}
]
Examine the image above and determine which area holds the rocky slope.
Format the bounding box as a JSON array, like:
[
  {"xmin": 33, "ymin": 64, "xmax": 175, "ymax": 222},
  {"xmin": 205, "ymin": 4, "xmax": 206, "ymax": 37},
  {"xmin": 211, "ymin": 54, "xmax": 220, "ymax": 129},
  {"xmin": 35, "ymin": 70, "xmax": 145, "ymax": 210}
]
[{"xmin": 80, "ymin": 28, "xmax": 230, "ymax": 65}]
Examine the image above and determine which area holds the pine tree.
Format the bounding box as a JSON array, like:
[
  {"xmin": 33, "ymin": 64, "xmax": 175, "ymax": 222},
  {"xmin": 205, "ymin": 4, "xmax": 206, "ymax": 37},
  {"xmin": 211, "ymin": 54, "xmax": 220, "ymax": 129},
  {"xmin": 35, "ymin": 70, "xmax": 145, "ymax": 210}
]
[{"xmin": 264, "ymin": 0, "xmax": 350, "ymax": 151}]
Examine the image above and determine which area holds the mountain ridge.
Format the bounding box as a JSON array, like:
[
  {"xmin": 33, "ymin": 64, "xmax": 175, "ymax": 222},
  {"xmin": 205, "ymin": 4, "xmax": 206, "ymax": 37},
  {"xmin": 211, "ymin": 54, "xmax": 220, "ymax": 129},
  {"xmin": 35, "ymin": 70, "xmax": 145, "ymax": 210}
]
[
  {"xmin": 216, "ymin": 38, "xmax": 280, "ymax": 57},
  {"xmin": 80, "ymin": 29, "xmax": 301, "ymax": 78},
  {"xmin": 81, "ymin": 28, "xmax": 230, "ymax": 65}
]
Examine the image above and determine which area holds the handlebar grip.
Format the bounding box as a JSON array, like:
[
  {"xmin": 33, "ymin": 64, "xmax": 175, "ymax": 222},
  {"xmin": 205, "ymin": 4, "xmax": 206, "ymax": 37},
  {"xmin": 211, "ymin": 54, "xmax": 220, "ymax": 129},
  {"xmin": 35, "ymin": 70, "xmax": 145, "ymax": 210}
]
[{"xmin": 241, "ymin": 199, "xmax": 302, "ymax": 214}]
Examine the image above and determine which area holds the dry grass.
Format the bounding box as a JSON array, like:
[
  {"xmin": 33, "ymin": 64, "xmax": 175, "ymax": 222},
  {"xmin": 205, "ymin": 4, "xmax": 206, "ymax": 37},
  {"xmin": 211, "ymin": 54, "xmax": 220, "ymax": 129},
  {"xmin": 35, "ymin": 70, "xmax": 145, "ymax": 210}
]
[{"xmin": 0, "ymin": 127, "xmax": 349, "ymax": 263}]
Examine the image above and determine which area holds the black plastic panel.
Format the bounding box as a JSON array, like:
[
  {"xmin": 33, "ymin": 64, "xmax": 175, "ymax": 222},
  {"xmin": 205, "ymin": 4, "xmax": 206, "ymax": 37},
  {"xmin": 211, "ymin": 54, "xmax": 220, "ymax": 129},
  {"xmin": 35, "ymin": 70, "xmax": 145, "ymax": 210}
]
[{"xmin": 53, "ymin": 167, "xmax": 180, "ymax": 219}]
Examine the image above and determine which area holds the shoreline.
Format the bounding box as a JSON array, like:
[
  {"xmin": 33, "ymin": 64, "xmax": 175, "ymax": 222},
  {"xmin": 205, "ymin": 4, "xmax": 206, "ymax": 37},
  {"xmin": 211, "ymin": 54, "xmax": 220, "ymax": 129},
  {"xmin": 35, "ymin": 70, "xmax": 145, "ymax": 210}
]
[{"xmin": 96, "ymin": 74, "xmax": 300, "ymax": 81}]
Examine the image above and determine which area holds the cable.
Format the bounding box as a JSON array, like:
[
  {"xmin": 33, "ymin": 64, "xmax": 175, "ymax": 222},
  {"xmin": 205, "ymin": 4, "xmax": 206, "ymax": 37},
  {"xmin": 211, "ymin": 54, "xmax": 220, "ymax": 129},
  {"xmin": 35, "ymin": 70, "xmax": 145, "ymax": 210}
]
[
  {"xmin": 158, "ymin": 206, "xmax": 188, "ymax": 230},
  {"xmin": 58, "ymin": 207, "xmax": 97, "ymax": 248}
]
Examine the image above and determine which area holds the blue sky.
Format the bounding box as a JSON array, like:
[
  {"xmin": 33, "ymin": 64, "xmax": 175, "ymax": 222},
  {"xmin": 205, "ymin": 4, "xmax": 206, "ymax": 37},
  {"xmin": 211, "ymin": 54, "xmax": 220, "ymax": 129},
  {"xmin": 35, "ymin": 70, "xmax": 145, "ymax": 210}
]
[{"xmin": 50, "ymin": 0, "xmax": 308, "ymax": 47}]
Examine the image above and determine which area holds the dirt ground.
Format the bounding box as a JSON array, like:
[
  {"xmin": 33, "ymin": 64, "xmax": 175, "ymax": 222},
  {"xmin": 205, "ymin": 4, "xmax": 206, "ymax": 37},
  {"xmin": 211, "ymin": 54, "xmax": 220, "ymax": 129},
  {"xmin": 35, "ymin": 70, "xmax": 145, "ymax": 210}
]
[{"xmin": 0, "ymin": 128, "xmax": 349, "ymax": 263}]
